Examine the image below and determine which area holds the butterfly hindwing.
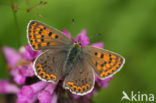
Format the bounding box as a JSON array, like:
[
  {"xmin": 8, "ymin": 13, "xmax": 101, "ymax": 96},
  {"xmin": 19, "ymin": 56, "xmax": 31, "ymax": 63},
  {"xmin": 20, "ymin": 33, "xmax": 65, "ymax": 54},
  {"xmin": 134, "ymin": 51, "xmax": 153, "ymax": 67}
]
[
  {"xmin": 63, "ymin": 57, "xmax": 95, "ymax": 95},
  {"xmin": 34, "ymin": 49, "xmax": 67, "ymax": 83},
  {"xmin": 27, "ymin": 20, "xmax": 72, "ymax": 50},
  {"xmin": 83, "ymin": 46, "xmax": 125, "ymax": 79}
]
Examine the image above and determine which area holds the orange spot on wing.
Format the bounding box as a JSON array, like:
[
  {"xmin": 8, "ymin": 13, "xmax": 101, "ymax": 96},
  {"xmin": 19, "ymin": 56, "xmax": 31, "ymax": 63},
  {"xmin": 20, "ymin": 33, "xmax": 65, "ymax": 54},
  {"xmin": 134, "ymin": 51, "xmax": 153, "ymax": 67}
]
[
  {"xmin": 30, "ymin": 26, "xmax": 35, "ymax": 34},
  {"xmin": 112, "ymin": 59, "xmax": 116, "ymax": 63},
  {"xmin": 31, "ymin": 39, "xmax": 36, "ymax": 44},
  {"xmin": 97, "ymin": 52, "xmax": 101, "ymax": 58},
  {"xmin": 106, "ymin": 63, "xmax": 111, "ymax": 68},
  {"xmin": 36, "ymin": 35, "xmax": 41, "ymax": 38},
  {"xmin": 82, "ymin": 86, "xmax": 86, "ymax": 91},
  {"xmin": 110, "ymin": 62, "xmax": 114, "ymax": 66},
  {"xmin": 30, "ymin": 31, "xmax": 34, "ymax": 35},
  {"xmin": 67, "ymin": 82, "xmax": 73, "ymax": 86},
  {"xmin": 36, "ymin": 28, "xmax": 40, "ymax": 31},
  {"xmin": 50, "ymin": 42, "xmax": 56, "ymax": 46},
  {"xmin": 97, "ymin": 64, "xmax": 101, "ymax": 70},
  {"xmin": 35, "ymin": 31, "xmax": 39, "ymax": 34},
  {"xmin": 100, "ymin": 71, "xmax": 106, "ymax": 77},
  {"xmin": 45, "ymin": 74, "xmax": 50, "ymax": 80},
  {"xmin": 86, "ymin": 84, "xmax": 90, "ymax": 89},
  {"xmin": 39, "ymin": 71, "xmax": 46, "ymax": 76},
  {"xmin": 111, "ymin": 55, "xmax": 117, "ymax": 59},
  {"xmin": 51, "ymin": 33, "xmax": 56, "ymax": 38},
  {"xmin": 32, "ymin": 22, "xmax": 37, "ymax": 26},
  {"xmin": 97, "ymin": 60, "xmax": 102, "ymax": 64},
  {"xmin": 37, "ymin": 39, "xmax": 41, "ymax": 42},
  {"xmin": 102, "ymin": 66, "xmax": 107, "ymax": 70},
  {"xmin": 34, "ymin": 44, "xmax": 38, "ymax": 49},
  {"xmin": 51, "ymin": 74, "xmax": 56, "ymax": 81},
  {"xmin": 76, "ymin": 87, "xmax": 82, "ymax": 92},
  {"xmin": 112, "ymin": 67, "xmax": 116, "ymax": 71},
  {"xmin": 37, "ymin": 67, "xmax": 42, "ymax": 71},
  {"xmin": 44, "ymin": 38, "xmax": 51, "ymax": 42},
  {"xmin": 41, "ymin": 43, "xmax": 47, "ymax": 47},
  {"xmin": 103, "ymin": 54, "xmax": 110, "ymax": 62},
  {"xmin": 71, "ymin": 86, "xmax": 77, "ymax": 91},
  {"xmin": 38, "ymin": 25, "xmax": 44, "ymax": 29}
]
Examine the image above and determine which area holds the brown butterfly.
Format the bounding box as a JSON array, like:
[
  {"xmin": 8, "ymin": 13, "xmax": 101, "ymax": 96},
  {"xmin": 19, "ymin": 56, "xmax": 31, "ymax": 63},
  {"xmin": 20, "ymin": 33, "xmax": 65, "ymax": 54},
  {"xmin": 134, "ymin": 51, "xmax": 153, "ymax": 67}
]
[{"xmin": 27, "ymin": 20, "xmax": 125, "ymax": 95}]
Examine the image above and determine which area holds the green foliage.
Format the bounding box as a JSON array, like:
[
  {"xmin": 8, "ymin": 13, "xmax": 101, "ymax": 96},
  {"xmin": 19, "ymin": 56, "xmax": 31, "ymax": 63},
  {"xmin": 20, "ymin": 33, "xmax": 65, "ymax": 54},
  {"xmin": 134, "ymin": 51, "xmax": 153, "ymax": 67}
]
[{"xmin": 0, "ymin": 0, "xmax": 156, "ymax": 102}]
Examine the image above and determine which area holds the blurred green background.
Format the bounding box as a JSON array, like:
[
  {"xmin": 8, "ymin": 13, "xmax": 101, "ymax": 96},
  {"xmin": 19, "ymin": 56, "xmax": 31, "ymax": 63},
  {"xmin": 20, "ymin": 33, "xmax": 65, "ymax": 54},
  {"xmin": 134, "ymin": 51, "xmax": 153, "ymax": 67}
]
[{"xmin": 0, "ymin": 0, "xmax": 156, "ymax": 103}]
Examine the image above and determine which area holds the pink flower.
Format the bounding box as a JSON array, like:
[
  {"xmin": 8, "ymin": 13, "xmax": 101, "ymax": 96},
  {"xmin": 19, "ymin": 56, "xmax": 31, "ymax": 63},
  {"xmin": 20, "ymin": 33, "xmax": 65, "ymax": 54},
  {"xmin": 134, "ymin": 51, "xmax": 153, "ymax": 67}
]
[
  {"xmin": 2, "ymin": 45, "xmax": 41, "ymax": 85},
  {"xmin": 23, "ymin": 45, "xmax": 41, "ymax": 61},
  {"xmin": 3, "ymin": 47, "xmax": 21, "ymax": 68},
  {"xmin": 0, "ymin": 80, "xmax": 19, "ymax": 94},
  {"xmin": 38, "ymin": 83, "xmax": 56, "ymax": 103},
  {"xmin": 17, "ymin": 81, "xmax": 48, "ymax": 102}
]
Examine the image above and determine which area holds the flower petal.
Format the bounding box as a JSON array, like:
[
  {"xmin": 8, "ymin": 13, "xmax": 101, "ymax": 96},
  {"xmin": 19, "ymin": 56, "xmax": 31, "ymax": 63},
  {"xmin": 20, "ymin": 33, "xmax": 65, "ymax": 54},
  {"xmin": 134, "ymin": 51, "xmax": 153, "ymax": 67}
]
[
  {"xmin": 17, "ymin": 90, "xmax": 37, "ymax": 103},
  {"xmin": 51, "ymin": 93, "xmax": 57, "ymax": 103},
  {"xmin": 95, "ymin": 75, "xmax": 113, "ymax": 88},
  {"xmin": 0, "ymin": 80, "xmax": 19, "ymax": 94},
  {"xmin": 74, "ymin": 29, "xmax": 90, "ymax": 46},
  {"xmin": 2, "ymin": 46, "xmax": 21, "ymax": 68},
  {"xmin": 21, "ymin": 86, "xmax": 34, "ymax": 99},
  {"xmin": 62, "ymin": 29, "xmax": 72, "ymax": 39},
  {"xmin": 11, "ymin": 67, "xmax": 26, "ymax": 85},
  {"xmin": 20, "ymin": 81, "xmax": 48, "ymax": 99},
  {"xmin": 23, "ymin": 45, "xmax": 41, "ymax": 61},
  {"xmin": 91, "ymin": 42, "xmax": 104, "ymax": 48},
  {"xmin": 38, "ymin": 83, "xmax": 56, "ymax": 103},
  {"xmin": 23, "ymin": 63, "xmax": 34, "ymax": 77}
]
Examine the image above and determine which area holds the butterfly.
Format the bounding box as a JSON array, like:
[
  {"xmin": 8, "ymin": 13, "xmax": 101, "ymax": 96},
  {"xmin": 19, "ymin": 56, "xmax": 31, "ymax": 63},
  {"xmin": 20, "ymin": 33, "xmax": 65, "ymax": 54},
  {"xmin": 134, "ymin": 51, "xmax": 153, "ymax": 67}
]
[{"xmin": 27, "ymin": 20, "xmax": 125, "ymax": 95}]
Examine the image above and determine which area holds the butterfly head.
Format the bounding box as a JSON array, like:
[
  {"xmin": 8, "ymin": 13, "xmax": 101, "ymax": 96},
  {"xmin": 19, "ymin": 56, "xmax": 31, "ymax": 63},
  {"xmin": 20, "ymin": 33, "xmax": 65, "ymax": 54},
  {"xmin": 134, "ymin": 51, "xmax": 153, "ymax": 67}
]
[{"xmin": 73, "ymin": 41, "xmax": 81, "ymax": 48}]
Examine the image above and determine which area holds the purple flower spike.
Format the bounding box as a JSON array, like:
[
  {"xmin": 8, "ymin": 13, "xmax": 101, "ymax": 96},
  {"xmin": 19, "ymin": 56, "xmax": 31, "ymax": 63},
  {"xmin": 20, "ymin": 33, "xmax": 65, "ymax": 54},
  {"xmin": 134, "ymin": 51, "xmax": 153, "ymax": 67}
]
[
  {"xmin": 23, "ymin": 63, "xmax": 34, "ymax": 77},
  {"xmin": 51, "ymin": 93, "xmax": 58, "ymax": 103},
  {"xmin": 21, "ymin": 81, "xmax": 48, "ymax": 99},
  {"xmin": 3, "ymin": 46, "xmax": 21, "ymax": 68},
  {"xmin": 23, "ymin": 45, "xmax": 41, "ymax": 61},
  {"xmin": 38, "ymin": 91, "xmax": 51, "ymax": 103},
  {"xmin": 11, "ymin": 63, "xmax": 34, "ymax": 84},
  {"xmin": 74, "ymin": 29, "xmax": 90, "ymax": 46},
  {"xmin": 96, "ymin": 76, "xmax": 113, "ymax": 88},
  {"xmin": 17, "ymin": 91, "xmax": 37, "ymax": 103},
  {"xmin": 38, "ymin": 83, "xmax": 56, "ymax": 103},
  {"xmin": 62, "ymin": 29, "xmax": 72, "ymax": 39},
  {"xmin": 11, "ymin": 67, "xmax": 26, "ymax": 85},
  {"xmin": 0, "ymin": 80, "xmax": 19, "ymax": 94},
  {"xmin": 73, "ymin": 94, "xmax": 80, "ymax": 99},
  {"xmin": 92, "ymin": 42, "xmax": 104, "ymax": 48}
]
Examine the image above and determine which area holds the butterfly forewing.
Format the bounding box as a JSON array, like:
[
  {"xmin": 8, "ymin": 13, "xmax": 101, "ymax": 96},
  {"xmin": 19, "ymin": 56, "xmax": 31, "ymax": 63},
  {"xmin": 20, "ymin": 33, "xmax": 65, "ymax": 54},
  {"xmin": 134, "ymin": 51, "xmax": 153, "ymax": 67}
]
[
  {"xmin": 83, "ymin": 46, "xmax": 125, "ymax": 79},
  {"xmin": 27, "ymin": 20, "xmax": 72, "ymax": 50},
  {"xmin": 34, "ymin": 49, "xmax": 67, "ymax": 83},
  {"xmin": 63, "ymin": 57, "xmax": 95, "ymax": 95}
]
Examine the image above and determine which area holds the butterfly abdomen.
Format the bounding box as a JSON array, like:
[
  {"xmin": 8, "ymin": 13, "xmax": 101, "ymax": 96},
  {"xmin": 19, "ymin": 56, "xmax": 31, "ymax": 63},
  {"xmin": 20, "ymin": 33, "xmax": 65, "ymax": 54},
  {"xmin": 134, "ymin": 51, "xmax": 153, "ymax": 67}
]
[{"xmin": 62, "ymin": 42, "xmax": 81, "ymax": 76}]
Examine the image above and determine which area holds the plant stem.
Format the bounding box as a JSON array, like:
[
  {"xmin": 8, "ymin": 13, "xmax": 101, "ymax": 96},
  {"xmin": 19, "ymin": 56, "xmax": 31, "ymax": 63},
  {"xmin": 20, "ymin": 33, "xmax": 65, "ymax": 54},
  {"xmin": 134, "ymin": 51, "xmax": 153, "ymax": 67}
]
[{"xmin": 10, "ymin": 0, "xmax": 21, "ymax": 47}]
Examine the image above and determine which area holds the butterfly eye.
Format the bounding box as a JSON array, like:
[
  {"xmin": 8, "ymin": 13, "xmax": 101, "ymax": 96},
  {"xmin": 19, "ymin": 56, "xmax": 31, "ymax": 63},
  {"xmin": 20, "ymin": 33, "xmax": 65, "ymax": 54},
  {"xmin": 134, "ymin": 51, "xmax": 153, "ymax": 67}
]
[{"xmin": 78, "ymin": 41, "xmax": 81, "ymax": 46}]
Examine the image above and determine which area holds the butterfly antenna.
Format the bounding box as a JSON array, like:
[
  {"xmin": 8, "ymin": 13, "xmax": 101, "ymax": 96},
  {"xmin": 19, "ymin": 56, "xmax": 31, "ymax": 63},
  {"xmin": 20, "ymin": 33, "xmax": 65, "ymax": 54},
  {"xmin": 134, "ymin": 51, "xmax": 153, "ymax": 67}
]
[
  {"xmin": 89, "ymin": 32, "xmax": 102, "ymax": 41},
  {"xmin": 72, "ymin": 17, "xmax": 76, "ymax": 37}
]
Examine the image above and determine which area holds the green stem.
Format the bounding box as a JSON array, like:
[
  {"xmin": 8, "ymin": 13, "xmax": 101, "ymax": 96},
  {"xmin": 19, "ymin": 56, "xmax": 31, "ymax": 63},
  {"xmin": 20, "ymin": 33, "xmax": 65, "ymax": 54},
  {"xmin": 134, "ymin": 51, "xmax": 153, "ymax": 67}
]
[{"xmin": 10, "ymin": 0, "xmax": 21, "ymax": 47}]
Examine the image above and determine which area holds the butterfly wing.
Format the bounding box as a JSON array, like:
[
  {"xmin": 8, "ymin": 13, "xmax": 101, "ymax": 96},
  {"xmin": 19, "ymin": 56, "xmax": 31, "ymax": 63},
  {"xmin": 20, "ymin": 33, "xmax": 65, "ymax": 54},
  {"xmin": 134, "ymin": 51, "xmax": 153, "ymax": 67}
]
[
  {"xmin": 34, "ymin": 49, "xmax": 67, "ymax": 83},
  {"xmin": 63, "ymin": 56, "xmax": 95, "ymax": 95},
  {"xmin": 27, "ymin": 20, "xmax": 72, "ymax": 50},
  {"xmin": 82, "ymin": 46, "xmax": 125, "ymax": 79}
]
